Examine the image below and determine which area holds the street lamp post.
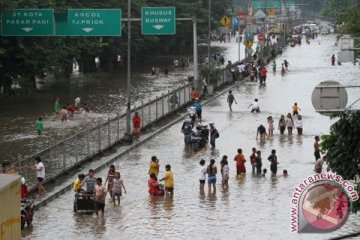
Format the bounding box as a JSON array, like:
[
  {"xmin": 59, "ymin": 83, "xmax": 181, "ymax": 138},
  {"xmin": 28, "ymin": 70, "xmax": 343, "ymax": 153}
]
[
  {"xmin": 238, "ymin": 18, "xmax": 241, "ymax": 62},
  {"xmin": 207, "ymin": 0, "xmax": 211, "ymax": 67},
  {"xmin": 125, "ymin": 0, "xmax": 132, "ymax": 137}
]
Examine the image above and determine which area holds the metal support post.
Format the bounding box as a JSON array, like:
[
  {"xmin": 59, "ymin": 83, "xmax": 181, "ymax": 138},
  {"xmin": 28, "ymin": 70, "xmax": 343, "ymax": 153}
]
[
  {"xmin": 86, "ymin": 131, "xmax": 90, "ymax": 155},
  {"xmin": 75, "ymin": 134, "xmax": 78, "ymax": 162},
  {"xmin": 161, "ymin": 93, "xmax": 164, "ymax": 116},
  {"xmin": 62, "ymin": 144, "xmax": 66, "ymax": 170},
  {"xmin": 98, "ymin": 126, "xmax": 101, "ymax": 151},
  {"xmin": 125, "ymin": 0, "xmax": 132, "ymax": 136},
  {"xmin": 193, "ymin": 16, "xmax": 199, "ymax": 90},
  {"xmin": 148, "ymin": 100, "xmax": 151, "ymax": 122},
  {"xmin": 107, "ymin": 118, "xmax": 111, "ymax": 146},
  {"xmin": 141, "ymin": 101, "xmax": 144, "ymax": 126},
  {"xmin": 155, "ymin": 99, "xmax": 158, "ymax": 119},
  {"xmin": 116, "ymin": 114, "xmax": 120, "ymax": 139}
]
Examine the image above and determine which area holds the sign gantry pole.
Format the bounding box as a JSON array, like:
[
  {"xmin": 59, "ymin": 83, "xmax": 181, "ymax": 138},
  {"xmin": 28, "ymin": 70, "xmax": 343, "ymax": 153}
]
[
  {"xmin": 126, "ymin": 0, "xmax": 132, "ymax": 136},
  {"xmin": 238, "ymin": 18, "xmax": 241, "ymax": 62},
  {"xmin": 192, "ymin": 16, "xmax": 199, "ymax": 89}
]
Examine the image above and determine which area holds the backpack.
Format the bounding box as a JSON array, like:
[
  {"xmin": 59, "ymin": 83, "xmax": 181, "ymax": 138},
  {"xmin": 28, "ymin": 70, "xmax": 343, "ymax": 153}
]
[{"xmin": 215, "ymin": 130, "xmax": 219, "ymax": 138}]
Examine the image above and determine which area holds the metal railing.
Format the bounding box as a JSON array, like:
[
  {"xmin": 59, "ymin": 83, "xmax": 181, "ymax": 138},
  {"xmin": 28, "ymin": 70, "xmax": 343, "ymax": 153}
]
[{"xmin": 13, "ymin": 83, "xmax": 194, "ymax": 188}]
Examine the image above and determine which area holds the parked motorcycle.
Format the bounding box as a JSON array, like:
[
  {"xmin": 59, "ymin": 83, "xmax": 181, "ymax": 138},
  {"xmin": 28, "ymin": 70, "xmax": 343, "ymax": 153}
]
[
  {"xmin": 187, "ymin": 106, "xmax": 197, "ymax": 124},
  {"xmin": 21, "ymin": 199, "xmax": 34, "ymax": 229}
]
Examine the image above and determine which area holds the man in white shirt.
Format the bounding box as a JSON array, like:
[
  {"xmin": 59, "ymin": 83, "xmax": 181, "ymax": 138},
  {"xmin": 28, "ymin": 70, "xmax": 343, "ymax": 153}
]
[
  {"xmin": 74, "ymin": 97, "xmax": 81, "ymax": 108},
  {"xmin": 30, "ymin": 156, "xmax": 46, "ymax": 198},
  {"xmin": 248, "ymin": 98, "xmax": 261, "ymax": 113}
]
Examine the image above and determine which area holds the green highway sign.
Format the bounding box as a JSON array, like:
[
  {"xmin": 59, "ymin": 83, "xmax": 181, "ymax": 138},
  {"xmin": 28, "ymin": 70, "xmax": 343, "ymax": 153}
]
[
  {"xmin": 56, "ymin": 9, "xmax": 121, "ymax": 36},
  {"xmin": 1, "ymin": 9, "xmax": 54, "ymax": 36},
  {"xmin": 141, "ymin": 7, "xmax": 176, "ymax": 35},
  {"xmin": 252, "ymin": 1, "xmax": 281, "ymax": 8}
]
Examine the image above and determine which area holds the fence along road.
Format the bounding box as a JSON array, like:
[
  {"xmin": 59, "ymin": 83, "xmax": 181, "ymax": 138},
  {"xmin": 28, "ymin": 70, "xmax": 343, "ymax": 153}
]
[{"xmin": 14, "ymin": 83, "xmax": 192, "ymax": 188}]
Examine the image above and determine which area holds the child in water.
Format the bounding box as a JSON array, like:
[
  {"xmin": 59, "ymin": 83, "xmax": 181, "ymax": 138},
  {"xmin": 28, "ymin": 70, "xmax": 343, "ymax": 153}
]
[
  {"xmin": 112, "ymin": 172, "xmax": 126, "ymax": 205},
  {"xmin": 34, "ymin": 117, "xmax": 43, "ymax": 135}
]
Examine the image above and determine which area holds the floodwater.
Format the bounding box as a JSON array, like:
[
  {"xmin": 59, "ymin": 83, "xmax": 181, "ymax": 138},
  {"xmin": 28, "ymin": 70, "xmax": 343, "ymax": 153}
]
[
  {"xmin": 0, "ymin": 56, "xmax": 195, "ymax": 162},
  {"xmin": 22, "ymin": 34, "xmax": 360, "ymax": 239}
]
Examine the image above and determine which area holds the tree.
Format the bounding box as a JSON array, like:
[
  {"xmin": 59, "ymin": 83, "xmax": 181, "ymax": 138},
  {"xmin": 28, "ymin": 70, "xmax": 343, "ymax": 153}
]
[
  {"xmin": 321, "ymin": 110, "xmax": 360, "ymax": 213},
  {"xmin": 0, "ymin": 0, "xmax": 233, "ymax": 97}
]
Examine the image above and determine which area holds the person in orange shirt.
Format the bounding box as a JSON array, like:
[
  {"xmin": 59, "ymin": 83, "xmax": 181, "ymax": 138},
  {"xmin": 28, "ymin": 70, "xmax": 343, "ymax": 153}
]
[
  {"xmin": 234, "ymin": 148, "xmax": 246, "ymax": 176},
  {"xmin": 132, "ymin": 111, "xmax": 141, "ymax": 136},
  {"xmin": 190, "ymin": 87, "xmax": 199, "ymax": 102}
]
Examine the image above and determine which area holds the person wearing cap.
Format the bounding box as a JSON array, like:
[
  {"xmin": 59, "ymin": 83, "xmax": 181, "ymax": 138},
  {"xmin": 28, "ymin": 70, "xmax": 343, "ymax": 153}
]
[
  {"xmin": 192, "ymin": 98, "xmax": 202, "ymax": 122},
  {"xmin": 209, "ymin": 122, "xmax": 219, "ymax": 149},
  {"xmin": 149, "ymin": 156, "xmax": 159, "ymax": 176}
]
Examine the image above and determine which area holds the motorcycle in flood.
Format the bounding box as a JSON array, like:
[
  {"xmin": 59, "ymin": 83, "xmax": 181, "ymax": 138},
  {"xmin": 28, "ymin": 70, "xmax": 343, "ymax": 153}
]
[
  {"xmin": 187, "ymin": 106, "xmax": 197, "ymax": 125},
  {"xmin": 21, "ymin": 199, "xmax": 34, "ymax": 229},
  {"xmin": 190, "ymin": 124, "xmax": 209, "ymax": 150}
]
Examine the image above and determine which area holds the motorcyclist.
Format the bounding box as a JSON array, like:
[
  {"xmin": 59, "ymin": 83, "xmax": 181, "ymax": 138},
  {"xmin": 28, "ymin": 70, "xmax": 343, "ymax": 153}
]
[
  {"xmin": 181, "ymin": 119, "xmax": 193, "ymax": 145},
  {"xmin": 192, "ymin": 98, "xmax": 202, "ymax": 122},
  {"xmin": 21, "ymin": 177, "xmax": 28, "ymax": 199}
]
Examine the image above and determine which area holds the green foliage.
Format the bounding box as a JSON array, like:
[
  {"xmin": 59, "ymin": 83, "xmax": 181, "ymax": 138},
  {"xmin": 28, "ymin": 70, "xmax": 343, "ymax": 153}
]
[
  {"xmin": 321, "ymin": 110, "xmax": 360, "ymax": 213},
  {"xmin": 331, "ymin": 1, "xmax": 360, "ymax": 58},
  {"xmin": 0, "ymin": 0, "xmax": 232, "ymax": 95},
  {"xmin": 199, "ymin": 64, "xmax": 223, "ymax": 86},
  {"xmin": 301, "ymin": 0, "xmax": 325, "ymax": 15},
  {"xmin": 322, "ymin": 0, "xmax": 357, "ymax": 17}
]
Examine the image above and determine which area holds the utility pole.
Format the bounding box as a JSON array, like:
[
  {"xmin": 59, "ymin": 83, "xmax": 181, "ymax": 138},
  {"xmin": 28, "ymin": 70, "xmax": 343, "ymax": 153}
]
[
  {"xmin": 207, "ymin": 0, "xmax": 211, "ymax": 85},
  {"xmin": 193, "ymin": 16, "xmax": 199, "ymax": 89},
  {"xmin": 125, "ymin": 0, "xmax": 131, "ymax": 137}
]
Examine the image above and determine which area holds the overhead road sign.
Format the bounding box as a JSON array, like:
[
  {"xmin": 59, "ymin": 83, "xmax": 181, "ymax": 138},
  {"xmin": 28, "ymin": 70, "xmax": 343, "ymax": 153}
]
[
  {"xmin": 56, "ymin": 9, "xmax": 122, "ymax": 36},
  {"xmin": 232, "ymin": 16, "xmax": 239, "ymax": 27},
  {"xmin": 1, "ymin": 9, "xmax": 54, "ymax": 36},
  {"xmin": 141, "ymin": 7, "xmax": 176, "ymax": 35},
  {"xmin": 219, "ymin": 16, "xmax": 231, "ymax": 27},
  {"xmin": 252, "ymin": 1, "xmax": 281, "ymax": 9}
]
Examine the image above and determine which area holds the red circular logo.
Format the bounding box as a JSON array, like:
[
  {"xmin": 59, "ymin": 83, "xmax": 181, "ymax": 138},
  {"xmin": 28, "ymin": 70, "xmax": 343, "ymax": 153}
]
[
  {"xmin": 301, "ymin": 182, "xmax": 350, "ymax": 232},
  {"xmin": 257, "ymin": 34, "xmax": 264, "ymax": 41}
]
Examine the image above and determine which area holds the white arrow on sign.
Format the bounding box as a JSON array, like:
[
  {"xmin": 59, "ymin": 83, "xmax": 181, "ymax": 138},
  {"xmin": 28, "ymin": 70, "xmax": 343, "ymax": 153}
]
[
  {"xmin": 153, "ymin": 25, "xmax": 164, "ymax": 30},
  {"xmin": 22, "ymin": 27, "xmax": 34, "ymax": 32},
  {"xmin": 82, "ymin": 28, "xmax": 94, "ymax": 33}
]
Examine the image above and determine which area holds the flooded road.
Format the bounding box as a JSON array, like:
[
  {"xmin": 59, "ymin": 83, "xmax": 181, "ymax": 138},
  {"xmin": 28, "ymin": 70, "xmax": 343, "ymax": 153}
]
[
  {"xmin": 0, "ymin": 57, "xmax": 195, "ymax": 162},
  {"xmin": 0, "ymin": 42, "xmax": 246, "ymax": 163},
  {"xmin": 22, "ymin": 34, "xmax": 360, "ymax": 239}
]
